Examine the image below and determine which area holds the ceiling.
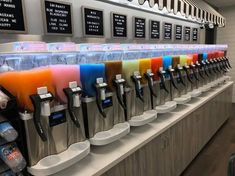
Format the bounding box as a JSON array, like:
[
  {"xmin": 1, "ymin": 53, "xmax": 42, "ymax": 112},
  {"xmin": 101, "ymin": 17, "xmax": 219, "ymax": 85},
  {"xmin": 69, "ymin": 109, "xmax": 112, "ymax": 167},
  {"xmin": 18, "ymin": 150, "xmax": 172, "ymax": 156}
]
[{"xmin": 204, "ymin": 0, "xmax": 235, "ymax": 8}]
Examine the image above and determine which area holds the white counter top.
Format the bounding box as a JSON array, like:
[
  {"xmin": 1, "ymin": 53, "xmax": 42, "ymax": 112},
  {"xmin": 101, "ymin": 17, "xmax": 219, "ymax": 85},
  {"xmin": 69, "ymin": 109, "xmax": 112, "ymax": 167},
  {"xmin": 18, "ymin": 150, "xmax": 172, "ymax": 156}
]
[{"xmin": 55, "ymin": 81, "xmax": 234, "ymax": 176}]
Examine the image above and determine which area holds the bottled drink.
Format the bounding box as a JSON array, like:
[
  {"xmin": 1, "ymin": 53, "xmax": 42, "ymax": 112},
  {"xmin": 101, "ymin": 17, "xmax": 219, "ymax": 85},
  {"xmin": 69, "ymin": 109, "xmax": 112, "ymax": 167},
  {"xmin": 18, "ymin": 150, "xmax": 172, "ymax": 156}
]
[{"xmin": 0, "ymin": 122, "xmax": 18, "ymax": 142}]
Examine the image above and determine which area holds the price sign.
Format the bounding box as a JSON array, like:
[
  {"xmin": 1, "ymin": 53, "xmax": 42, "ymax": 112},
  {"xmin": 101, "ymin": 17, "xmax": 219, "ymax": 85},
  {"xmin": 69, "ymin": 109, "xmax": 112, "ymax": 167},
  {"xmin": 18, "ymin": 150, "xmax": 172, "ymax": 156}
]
[{"xmin": 192, "ymin": 28, "xmax": 198, "ymax": 41}]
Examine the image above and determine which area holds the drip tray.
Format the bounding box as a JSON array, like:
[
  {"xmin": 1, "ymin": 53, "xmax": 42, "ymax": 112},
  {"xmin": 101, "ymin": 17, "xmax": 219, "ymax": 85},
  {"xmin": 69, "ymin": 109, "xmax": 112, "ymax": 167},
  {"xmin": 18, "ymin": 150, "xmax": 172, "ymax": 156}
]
[
  {"xmin": 174, "ymin": 94, "xmax": 191, "ymax": 105},
  {"xmin": 128, "ymin": 110, "xmax": 157, "ymax": 126},
  {"xmin": 27, "ymin": 140, "xmax": 90, "ymax": 176},
  {"xmin": 200, "ymin": 85, "xmax": 211, "ymax": 92},
  {"xmin": 89, "ymin": 122, "xmax": 130, "ymax": 146},
  {"xmin": 189, "ymin": 89, "xmax": 202, "ymax": 98},
  {"xmin": 155, "ymin": 101, "xmax": 177, "ymax": 114}
]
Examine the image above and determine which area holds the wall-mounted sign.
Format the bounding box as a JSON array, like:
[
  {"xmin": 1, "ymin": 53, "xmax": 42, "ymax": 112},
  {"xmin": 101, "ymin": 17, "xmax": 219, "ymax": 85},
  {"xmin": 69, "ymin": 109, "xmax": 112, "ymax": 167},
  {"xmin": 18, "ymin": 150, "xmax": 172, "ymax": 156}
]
[
  {"xmin": 184, "ymin": 26, "xmax": 191, "ymax": 41},
  {"xmin": 111, "ymin": 12, "xmax": 127, "ymax": 38},
  {"xmin": 82, "ymin": 7, "xmax": 104, "ymax": 37},
  {"xmin": 175, "ymin": 25, "xmax": 182, "ymax": 40},
  {"xmin": 192, "ymin": 28, "xmax": 198, "ymax": 41},
  {"xmin": 150, "ymin": 20, "xmax": 160, "ymax": 39},
  {"xmin": 0, "ymin": 0, "xmax": 27, "ymax": 33},
  {"xmin": 42, "ymin": 0, "xmax": 73, "ymax": 36},
  {"xmin": 133, "ymin": 17, "xmax": 146, "ymax": 39},
  {"xmin": 164, "ymin": 22, "xmax": 172, "ymax": 40}
]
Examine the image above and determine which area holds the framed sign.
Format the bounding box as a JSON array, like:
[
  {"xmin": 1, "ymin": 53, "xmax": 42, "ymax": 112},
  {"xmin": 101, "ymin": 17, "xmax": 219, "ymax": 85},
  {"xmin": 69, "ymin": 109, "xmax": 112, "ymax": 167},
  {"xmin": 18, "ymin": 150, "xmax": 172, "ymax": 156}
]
[
  {"xmin": 111, "ymin": 12, "xmax": 127, "ymax": 38},
  {"xmin": 133, "ymin": 17, "xmax": 146, "ymax": 39},
  {"xmin": 175, "ymin": 25, "xmax": 182, "ymax": 40},
  {"xmin": 184, "ymin": 26, "xmax": 191, "ymax": 41},
  {"xmin": 0, "ymin": 0, "xmax": 27, "ymax": 33},
  {"xmin": 150, "ymin": 20, "xmax": 160, "ymax": 39},
  {"xmin": 82, "ymin": 6, "xmax": 104, "ymax": 37},
  {"xmin": 192, "ymin": 28, "xmax": 198, "ymax": 41},
  {"xmin": 42, "ymin": 0, "xmax": 73, "ymax": 36},
  {"xmin": 163, "ymin": 22, "xmax": 172, "ymax": 40}
]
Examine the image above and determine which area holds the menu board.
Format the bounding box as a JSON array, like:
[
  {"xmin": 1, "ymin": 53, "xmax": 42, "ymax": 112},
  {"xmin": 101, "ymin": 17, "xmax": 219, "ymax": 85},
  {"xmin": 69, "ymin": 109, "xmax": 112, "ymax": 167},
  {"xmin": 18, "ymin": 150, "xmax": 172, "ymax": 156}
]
[
  {"xmin": 184, "ymin": 26, "xmax": 191, "ymax": 41},
  {"xmin": 164, "ymin": 22, "xmax": 172, "ymax": 40},
  {"xmin": 82, "ymin": 7, "xmax": 104, "ymax": 37},
  {"xmin": 111, "ymin": 12, "xmax": 127, "ymax": 38},
  {"xmin": 134, "ymin": 17, "xmax": 146, "ymax": 39},
  {"xmin": 150, "ymin": 20, "xmax": 160, "ymax": 39},
  {"xmin": 0, "ymin": 0, "xmax": 26, "ymax": 33},
  {"xmin": 43, "ymin": 0, "xmax": 72, "ymax": 35},
  {"xmin": 175, "ymin": 25, "xmax": 182, "ymax": 40},
  {"xmin": 192, "ymin": 28, "xmax": 198, "ymax": 41}
]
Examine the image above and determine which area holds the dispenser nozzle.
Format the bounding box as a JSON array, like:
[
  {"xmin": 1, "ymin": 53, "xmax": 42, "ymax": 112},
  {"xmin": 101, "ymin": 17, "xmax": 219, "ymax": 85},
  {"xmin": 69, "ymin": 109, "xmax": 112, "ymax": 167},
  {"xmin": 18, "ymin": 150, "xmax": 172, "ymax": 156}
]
[
  {"xmin": 167, "ymin": 66, "xmax": 178, "ymax": 90},
  {"xmin": 144, "ymin": 69, "xmax": 157, "ymax": 98},
  {"xmin": 158, "ymin": 67, "xmax": 169, "ymax": 93},
  {"xmin": 131, "ymin": 72, "xmax": 144, "ymax": 102},
  {"xmin": 113, "ymin": 74, "xmax": 126, "ymax": 110},
  {"xmin": 95, "ymin": 78, "xmax": 108, "ymax": 118}
]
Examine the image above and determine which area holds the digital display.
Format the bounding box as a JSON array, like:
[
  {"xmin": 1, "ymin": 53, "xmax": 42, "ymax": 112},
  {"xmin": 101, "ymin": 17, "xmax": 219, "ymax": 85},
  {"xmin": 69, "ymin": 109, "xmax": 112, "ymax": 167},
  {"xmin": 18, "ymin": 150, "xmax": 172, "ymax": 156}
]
[
  {"xmin": 83, "ymin": 7, "xmax": 104, "ymax": 37},
  {"xmin": 102, "ymin": 97, "xmax": 113, "ymax": 108},
  {"xmin": 0, "ymin": 0, "xmax": 26, "ymax": 33},
  {"xmin": 43, "ymin": 0, "xmax": 73, "ymax": 35},
  {"xmin": 49, "ymin": 110, "xmax": 66, "ymax": 127},
  {"xmin": 112, "ymin": 12, "xmax": 127, "ymax": 38}
]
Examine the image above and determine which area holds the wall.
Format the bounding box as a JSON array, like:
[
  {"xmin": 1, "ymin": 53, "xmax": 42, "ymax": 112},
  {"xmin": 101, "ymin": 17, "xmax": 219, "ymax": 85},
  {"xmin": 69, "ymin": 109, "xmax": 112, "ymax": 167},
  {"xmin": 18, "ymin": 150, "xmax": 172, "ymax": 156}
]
[
  {"xmin": 217, "ymin": 6, "xmax": 235, "ymax": 102},
  {"xmin": 0, "ymin": 0, "xmax": 205, "ymax": 44}
]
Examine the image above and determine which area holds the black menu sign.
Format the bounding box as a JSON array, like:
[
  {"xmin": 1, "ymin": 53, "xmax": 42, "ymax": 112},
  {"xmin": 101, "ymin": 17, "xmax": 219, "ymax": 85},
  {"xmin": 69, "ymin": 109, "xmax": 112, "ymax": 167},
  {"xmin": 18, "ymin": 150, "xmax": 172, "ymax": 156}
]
[
  {"xmin": 184, "ymin": 26, "xmax": 191, "ymax": 41},
  {"xmin": 43, "ymin": 0, "xmax": 72, "ymax": 35},
  {"xmin": 192, "ymin": 28, "xmax": 198, "ymax": 41},
  {"xmin": 175, "ymin": 25, "xmax": 182, "ymax": 40},
  {"xmin": 111, "ymin": 13, "xmax": 127, "ymax": 38},
  {"xmin": 164, "ymin": 22, "xmax": 172, "ymax": 40},
  {"xmin": 0, "ymin": 0, "xmax": 26, "ymax": 33},
  {"xmin": 82, "ymin": 7, "xmax": 104, "ymax": 37},
  {"xmin": 150, "ymin": 20, "xmax": 160, "ymax": 39},
  {"xmin": 134, "ymin": 17, "xmax": 146, "ymax": 39}
]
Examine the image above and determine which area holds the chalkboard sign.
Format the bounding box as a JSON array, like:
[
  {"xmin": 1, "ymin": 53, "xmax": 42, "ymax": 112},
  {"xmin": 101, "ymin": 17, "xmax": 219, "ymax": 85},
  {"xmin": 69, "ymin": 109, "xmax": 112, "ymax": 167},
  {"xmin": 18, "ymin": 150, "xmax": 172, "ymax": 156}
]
[
  {"xmin": 111, "ymin": 12, "xmax": 127, "ymax": 38},
  {"xmin": 42, "ymin": 0, "xmax": 73, "ymax": 35},
  {"xmin": 133, "ymin": 17, "xmax": 146, "ymax": 39},
  {"xmin": 150, "ymin": 20, "xmax": 160, "ymax": 39},
  {"xmin": 0, "ymin": 0, "xmax": 27, "ymax": 33},
  {"xmin": 82, "ymin": 7, "xmax": 104, "ymax": 37},
  {"xmin": 192, "ymin": 28, "xmax": 198, "ymax": 41},
  {"xmin": 184, "ymin": 26, "xmax": 191, "ymax": 41},
  {"xmin": 163, "ymin": 22, "xmax": 172, "ymax": 40},
  {"xmin": 175, "ymin": 25, "xmax": 182, "ymax": 40}
]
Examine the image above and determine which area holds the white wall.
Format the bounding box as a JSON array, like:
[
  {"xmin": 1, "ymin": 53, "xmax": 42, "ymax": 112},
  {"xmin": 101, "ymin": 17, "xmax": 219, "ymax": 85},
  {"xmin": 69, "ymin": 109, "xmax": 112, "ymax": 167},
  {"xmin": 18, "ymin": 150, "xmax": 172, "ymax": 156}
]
[
  {"xmin": 217, "ymin": 6, "xmax": 235, "ymax": 102},
  {"xmin": 1, "ymin": 0, "xmax": 205, "ymax": 43}
]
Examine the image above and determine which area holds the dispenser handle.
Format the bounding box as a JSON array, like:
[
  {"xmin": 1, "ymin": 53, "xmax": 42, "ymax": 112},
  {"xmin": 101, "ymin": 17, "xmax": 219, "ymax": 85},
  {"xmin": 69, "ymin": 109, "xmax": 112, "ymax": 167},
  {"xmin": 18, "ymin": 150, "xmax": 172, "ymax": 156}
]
[
  {"xmin": 225, "ymin": 57, "xmax": 232, "ymax": 68},
  {"xmin": 63, "ymin": 88, "xmax": 80, "ymax": 128},
  {"xmin": 183, "ymin": 66, "xmax": 193, "ymax": 84},
  {"xmin": 202, "ymin": 63, "xmax": 210, "ymax": 77},
  {"xmin": 197, "ymin": 65, "xmax": 205, "ymax": 79},
  {"xmin": 113, "ymin": 80, "xmax": 127, "ymax": 110},
  {"xmin": 190, "ymin": 66, "xmax": 199, "ymax": 81},
  {"xmin": 167, "ymin": 69, "xmax": 178, "ymax": 90},
  {"xmin": 158, "ymin": 71, "xmax": 169, "ymax": 93},
  {"xmin": 175, "ymin": 68, "xmax": 186, "ymax": 86},
  {"xmin": 30, "ymin": 95, "xmax": 48, "ymax": 142},
  {"xmin": 131, "ymin": 76, "xmax": 144, "ymax": 103},
  {"xmin": 144, "ymin": 73, "xmax": 157, "ymax": 98}
]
